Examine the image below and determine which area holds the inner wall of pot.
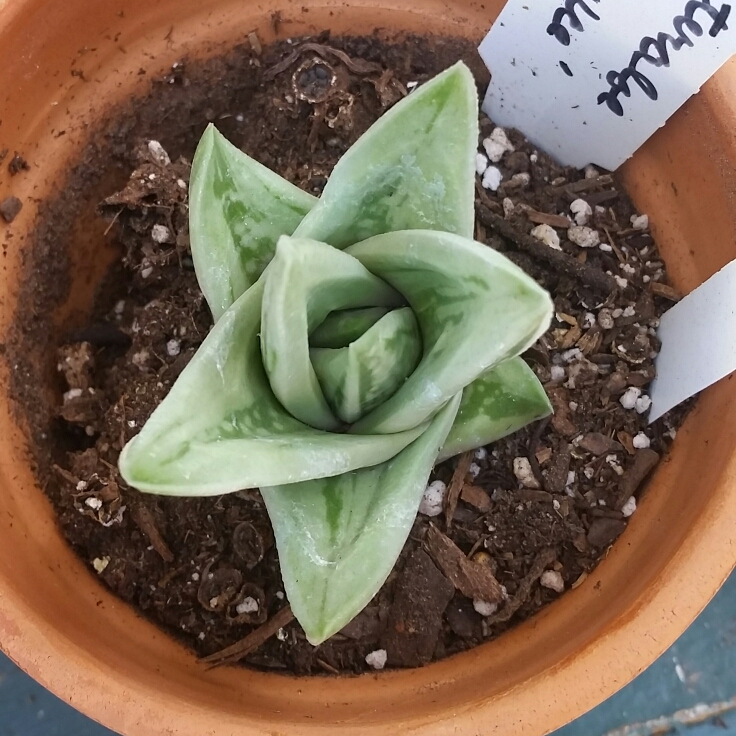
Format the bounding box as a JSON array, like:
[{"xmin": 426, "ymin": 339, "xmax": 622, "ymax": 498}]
[{"xmin": 0, "ymin": 0, "xmax": 735, "ymax": 734}]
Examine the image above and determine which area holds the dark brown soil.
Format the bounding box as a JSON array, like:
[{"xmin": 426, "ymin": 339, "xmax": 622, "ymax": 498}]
[{"xmin": 5, "ymin": 33, "xmax": 690, "ymax": 675}]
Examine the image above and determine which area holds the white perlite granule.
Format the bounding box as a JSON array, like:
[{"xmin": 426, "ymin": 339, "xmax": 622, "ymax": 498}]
[
  {"xmin": 151, "ymin": 224, "xmax": 171, "ymax": 243},
  {"xmin": 540, "ymin": 570, "xmax": 565, "ymax": 593},
  {"xmin": 482, "ymin": 166, "xmax": 503, "ymax": 192},
  {"xmin": 147, "ymin": 140, "xmax": 171, "ymax": 166},
  {"xmin": 513, "ymin": 457, "xmax": 539, "ymax": 489},
  {"xmin": 620, "ymin": 386, "xmax": 642, "ymax": 410},
  {"xmin": 570, "ymin": 198, "xmax": 593, "ymax": 225},
  {"xmin": 418, "ymin": 480, "xmax": 446, "ymax": 517},
  {"xmin": 473, "ymin": 599, "xmax": 498, "ymax": 617},
  {"xmin": 531, "ymin": 223, "xmax": 561, "ymax": 250},
  {"xmin": 235, "ymin": 597, "xmax": 259, "ymax": 615},
  {"xmin": 568, "ymin": 225, "xmax": 600, "ymax": 248},
  {"xmin": 365, "ymin": 649, "xmax": 388, "ymax": 670},
  {"xmin": 621, "ymin": 496, "xmax": 637, "ymax": 518}
]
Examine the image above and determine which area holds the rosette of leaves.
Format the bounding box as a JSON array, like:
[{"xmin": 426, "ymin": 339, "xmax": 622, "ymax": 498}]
[{"xmin": 119, "ymin": 62, "xmax": 554, "ymax": 644}]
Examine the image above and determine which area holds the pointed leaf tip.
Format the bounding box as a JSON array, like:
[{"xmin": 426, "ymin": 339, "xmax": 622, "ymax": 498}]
[
  {"xmin": 263, "ymin": 392, "xmax": 461, "ymax": 644},
  {"xmin": 293, "ymin": 61, "xmax": 479, "ymax": 248},
  {"xmin": 189, "ymin": 125, "xmax": 316, "ymax": 321}
]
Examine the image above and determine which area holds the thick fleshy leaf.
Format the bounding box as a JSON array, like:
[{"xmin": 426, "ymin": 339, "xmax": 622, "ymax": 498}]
[
  {"xmin": 189, "ymin": 124, "xmax": 316, "ymax": 321},
  {"xmin": 438, "ymin": 357, "xmax": 552, "ymax": 462},
  {"xmin": 347, "ymin": 230, "xmax": 554, "ymax": 434},
  {"xmin": 293, "ymin": 62, "xmax": 478, "ymax": 247},
  {"xmin": 262, "ymin": 392, "xmax": 461, "ymax": 644},
  {"xmin": 261, "ymin": 236, "xmax": 404, "ymax": 431},
  {"xmin": 311, "ymin": 308, "xmax": 422, "ymax": 424},
  {"xmin": 309, "ymin": 307, "xmax": 389, "ymax": 349},
  {"xmin": 118, "ymin": 278, "xmax": 426, "ymax": 496}
]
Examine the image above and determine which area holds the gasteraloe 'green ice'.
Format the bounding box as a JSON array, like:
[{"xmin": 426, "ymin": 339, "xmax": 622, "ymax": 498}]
[{"xmin": 119, "ymin": 62, "xmax": 554, "ymax": 645}]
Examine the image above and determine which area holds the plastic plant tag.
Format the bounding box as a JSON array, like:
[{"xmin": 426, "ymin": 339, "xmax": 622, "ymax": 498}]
[
  {"xmin": 479, "ymin": 0, "xmax": 735, "ymax": 169},
  {"xmin": 649, "ymin": 260, "xmax": 736, "ymax": 422}
]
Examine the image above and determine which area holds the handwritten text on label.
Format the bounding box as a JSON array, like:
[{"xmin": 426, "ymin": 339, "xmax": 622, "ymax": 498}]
[{"xmin": 479, "ymin": 0, "xmax": 736, "ymax": 169}]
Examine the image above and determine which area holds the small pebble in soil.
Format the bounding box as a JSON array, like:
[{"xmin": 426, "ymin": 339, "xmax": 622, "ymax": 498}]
[
  {"xmin": 633, "ymin": 432, "xmax": 651, "ymax": 449},
  {"xmin": 550, "ymin": 365, "xmax": 566, "ymax": 382},
  {"xmin": 418, "ymin": 480, "xmax": 446, "ymax": 517},
  {"xmin": 621, "ymin": 496, "xmax": 638, "ymax": 518},
  {"xmin": 635, "ymin": 395, "xmax": 652, "ymax": 414},
  {"xmin": 473, "ymin": 599, "xmax": 498, "ymax": 616},
  {"xmin": 92, "ymin": 557, "xmax": 110, "ymax": 574},
  {"xmin": 502, "ymin": 197, "xmax": 515, "ymax": 217},
  {"xmin": 235, "ymin": 597, "xmax": 259, "ymax": 615},
  {"xmin": 513, "ymin": 457, "xmax": 540, "ymax": 489},
  {"xmin": 0, "ymin": 195, "xmax": 23, "ymax": 223},
  {"xmin": 620, "ymin": 387, "xmax": 642, "ymax": 410},
  {"xmin": 482, "ymin": 166, "xmax": 503, "ymax": 192},
  {"xmin": 365, "ymin": 649, "xmax": 388, "ymax": 670},
  {"xmin": 570, "ymin": 198, "xmax": 592, "ymax": 225},
  {"xmin": 482, "ymin": 127, "xmax": 514, "ymax": 163},
  {"xmin": 568, "ymin": 225, "xmax": 601, "ymax": 248},
  {"xmin": 540, "ymin": 570, "xmax": 565, "ymax": 593},
  {"xmin": 631, "ymin": 214, "xmax": 649, "ymax": 231},
  {"xmin": 475, "ymin": 152, "xmax": 489, "ymax": 176},
  {"xmin": 531, "ymin": 223, "xmax": 561, "ymax": 250},
  {"xmin": 474, "ymin": 447, "xmax": 487, "ymax": 461},
  {"xmin": 85, "ymin": 497, "xmax": 103, "ymax": 510},
  {"xmin": 276, "ymin": 627, "xmax": 288, "ymax": 641},
  {"xmin": 151, "ymin": 224, "xmax": 172, "ymax": 243},
  {"xmin": 166, "ymin": 339, "xmax": 181, "ymax": 357},
  {"xmin": 147, "ymin": 140, "xmax": 171, "ymax": 166},
  {"xmin": 584, "ymin": 164, "xmax": 599, "ymax": 179}
]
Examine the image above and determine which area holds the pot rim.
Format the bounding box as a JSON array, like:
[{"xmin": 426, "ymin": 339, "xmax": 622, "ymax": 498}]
[{"xmin": 0, "ymin": 1, "xmax": 735, "ymax": 734}]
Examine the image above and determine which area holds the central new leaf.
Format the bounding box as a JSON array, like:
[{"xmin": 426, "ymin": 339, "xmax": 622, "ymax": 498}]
[{"xmin": 119, "ymin": 61, "xmax": 554, "ymax": 646}]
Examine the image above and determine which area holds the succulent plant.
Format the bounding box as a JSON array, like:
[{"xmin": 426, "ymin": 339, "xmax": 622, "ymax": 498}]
[{"xmin": 119, "ymin": 62, "xmax": 553, "ymax": 644}]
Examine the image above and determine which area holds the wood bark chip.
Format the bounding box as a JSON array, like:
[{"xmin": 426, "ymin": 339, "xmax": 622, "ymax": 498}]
[
  {"xmin": 484, "ymin": 547, "xmax": 557, "ymax": 625},
  {"xmin": 526, "ymin": 209, "xmax": 572, "ymax": 228},
  {"xmin": 477, "ymin": 205, "xmax": 617, "ymax": 295},
  {"xmin": 614, "ymin": 448, "xmax": 660, "ymax": 509},
  {"xmin": 132, "ymin": 504, "xmax": 174, "ymax": 562},
  {"xmin": 587, "ymin": 518, "xmax": 627, "ymax": 548},
  {"xmin": 547, "ymin": 174, "xmax": 614, "ymax": 196},
  {"xmin": 650, "ymin": 282, "xmax": 681, "ymax": 301},
  {"xmin": 544, "ymin": 441, "xmax": 571, "ymax": 495},
  {"xmin": 547, "ymin": 386, "xmax": 579, "ymax": 437},
  {"xmin": 425, "ymin": 524, "xmax": 504, "ymax": 603},
  {"xmin": 200, "ymin": 605, "xmax": 294, "ymax": 667},
  {"xmin": 577, "ymin": 432, "xmax": 624, "ymax": 456},
  {"xmin": 528, "ymin": 416, "xmax": 551, "ymax": 488},
  {"xmin": 444, "ymin": 451, "xmax": 473, "ymax": 531},
  {"xmin": 381, "ymin": 548, "xmax": 454, "ymax": 667},
  {"xmin": 460, "ymin": 484, "xmax": 492, "ymax": 512}
]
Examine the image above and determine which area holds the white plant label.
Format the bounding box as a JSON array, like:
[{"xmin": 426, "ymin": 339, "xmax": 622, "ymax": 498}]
[
  {"xmin": 479, "ymin": 0, "xmax": 735, "ymax": 169},
  {"xmin": 649, "ymin": 260, "xmax": 736, "ymax": 422}
]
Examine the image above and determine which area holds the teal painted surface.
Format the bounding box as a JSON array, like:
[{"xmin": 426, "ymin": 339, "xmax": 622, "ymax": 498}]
[{"xmin": 1, "ymin": 571, "xmax": 734, "ymax": 735}]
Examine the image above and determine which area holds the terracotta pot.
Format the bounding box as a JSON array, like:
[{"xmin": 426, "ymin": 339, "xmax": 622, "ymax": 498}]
[{"xmin": 0, "ymin": 0, "xmax": 734, "ymax": 734}]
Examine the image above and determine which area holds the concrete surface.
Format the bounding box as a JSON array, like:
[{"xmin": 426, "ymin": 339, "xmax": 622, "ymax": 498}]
[{"xmin": 1, "ymin": 571, "xmax": 734, "ymax": 736}]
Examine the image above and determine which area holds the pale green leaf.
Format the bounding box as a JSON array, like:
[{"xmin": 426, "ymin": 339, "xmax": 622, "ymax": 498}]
[
  {"xmin": 347, "ymin": 230, "xmax": 554, "ymax": 434},
  {"xmin": 309, "ymin": 307, "xmax": 389, "ymax": 349},
  {"xmin": 262, "ymin": 392, "xmax": 461, "ymax": 644},
  {"xmin": 438, "ymin": 357, "xmax": 552, "ymax": 462},
  {"xmin": 293, "ymin": 62, "xmax": 478, "ymax": 247},
  {"xmin": 118, "ymin": 278, "xmax": 426, "ymax": 496},
  {"xmin": 261, "ymin": 236, "xmax": 404, "ymax": 431},
  {"xmin": 189, "ymin": 124, "xmax": 316, "ymax": 321},
  {"xmin": 311, "ymin": 307, "xmax": 422, "ymax": 424}
]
